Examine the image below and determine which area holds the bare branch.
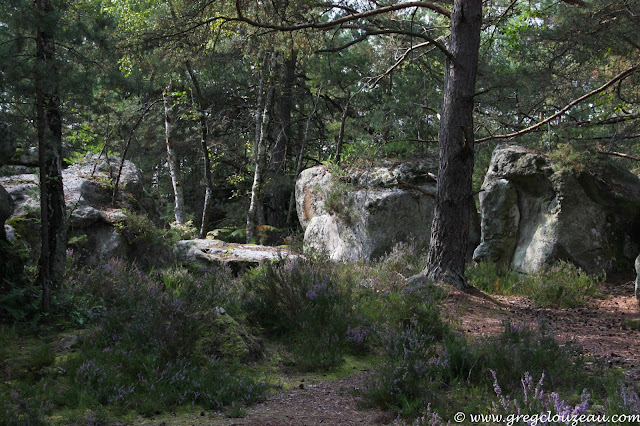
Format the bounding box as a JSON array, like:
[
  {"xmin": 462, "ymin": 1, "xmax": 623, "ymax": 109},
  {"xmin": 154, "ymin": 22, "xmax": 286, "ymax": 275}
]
[
  {"xmin": 476, "ymin": 64, "xmax": 640, "ymax": 143},
  {"xmin": 235, "ymin": 0, "xmax": 451, "ymax": 29},
  {"xmin": 396, "ymin": 180, "xmax": 436, "ymax": 197},
  {"xmin": 558, "ymin": 113, "xmax": 640, "ymax": 127},
  {"xmin": 368, "ymin": 36, "xmax": 448, "ymax": 87},
  {"xmin": 597, "ymin": 150, "xmax": 640, "ymax": 161}
]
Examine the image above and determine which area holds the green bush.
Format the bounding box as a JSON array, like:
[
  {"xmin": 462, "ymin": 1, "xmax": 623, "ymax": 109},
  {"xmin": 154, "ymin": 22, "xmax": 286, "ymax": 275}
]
[
  {"xmin": 522, "ymin": 261, "xmax": 602, "ymax": 308},
  {"xmin": 114, "ymin": 211, "xmax": 175, "ymax": 268},
  {"xmin": 466, "ymin": 260, "xmax": 522, "ymax": 294},
  {"xmin": 363, "ymin": 320, "xmax": 595, "ymax": 420},
  {"xmin": 23, "ymin": 260, "xmax": 269, "ymax": 420},
  {"xmin": 242, "ymin": 258, "xmax": 357, "ymax": 371},
  {"xmin": 467, "ymin": 260, "xmax": 601, "ymax": 308}
]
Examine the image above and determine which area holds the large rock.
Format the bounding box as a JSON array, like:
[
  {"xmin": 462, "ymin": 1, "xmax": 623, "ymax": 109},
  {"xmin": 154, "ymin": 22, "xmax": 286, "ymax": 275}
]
[
  {"xmin": 175, "ymin": 239, "xmax": 300, "ymax": 272},
  {"xmin": 474, "ymin": 144, "xmax": 640, "ymax": 274},
  {"xmin": 0, "ymin": 154, "xmax": 147, "ymax": 264},
  {"xmin": 296, "ymin": 160, "xmax": 480, "ymax": 262}
]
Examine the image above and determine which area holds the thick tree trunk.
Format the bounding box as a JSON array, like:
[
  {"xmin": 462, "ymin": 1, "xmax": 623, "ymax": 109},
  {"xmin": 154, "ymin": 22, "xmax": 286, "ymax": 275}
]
[
  {"xmin": 425, "ymin": 0, "xmax": 482, "ymax": 289},
  {"xmin": 247, "ymin": 54, "xmax": 275, "ymax": 243},
  {"xmin": 163, "ymin": 80, "xmax": 187, "ymax": 225},
  {"xmin": 266, "ymin": 49, "xmax": 297, "ymax": 228},
  {"xmin": 185, "ymin": 61, "xmax": 216, "ymax": 238},
  {"xmin": 35, "ymin": 0, "xmax": 66, "ymax": 312}
]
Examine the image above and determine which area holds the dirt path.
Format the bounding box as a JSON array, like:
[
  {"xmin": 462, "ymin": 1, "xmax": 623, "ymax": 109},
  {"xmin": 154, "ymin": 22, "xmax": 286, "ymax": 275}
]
[
  {"xmin": 147, "ymin": 275, "xmax": 640, "ymax": 425},
  {"xmin": 210, "ymin": 374, "xmax": 393, "ymax": 426},
  {"xmin": 443, "ymin": 273, "xmax": 640, "ymax": 383}
]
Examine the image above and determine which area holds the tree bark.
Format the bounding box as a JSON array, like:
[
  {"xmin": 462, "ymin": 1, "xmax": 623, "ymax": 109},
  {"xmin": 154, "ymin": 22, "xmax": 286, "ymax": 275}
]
[
  {"xmin": 163, "ymin": 80, "xmax": 187, "ymax": 225},
  {"xmin": 247, "ymin": 54, "xmax": 275, "ymax": 243},
  {"xmin": 425, "ymin": 0, "xmax": 482, "ymax": 289},
  {"xmin": 185, "ymin": 61, "xmax": 216, "ymax": 238},
  {"xmin": 35, "ymin": 0, "xmax": 66, "ymax": 312},
  {"xmin": 266, "ymin": 49, "xmax": 297, "ymax": 228}
]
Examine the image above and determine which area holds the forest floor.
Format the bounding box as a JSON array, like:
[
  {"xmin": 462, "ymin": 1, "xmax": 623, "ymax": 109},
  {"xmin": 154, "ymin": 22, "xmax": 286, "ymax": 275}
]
[{"xmin": 137, "ymin": 274, "xmax": 640, "ymax": 426}]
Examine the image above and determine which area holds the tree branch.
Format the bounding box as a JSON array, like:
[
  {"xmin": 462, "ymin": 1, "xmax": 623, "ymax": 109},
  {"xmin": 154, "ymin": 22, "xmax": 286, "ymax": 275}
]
[
  {"xmin": 395, "ymin": 180, "xmax": 436, "ymax": 197},
  {"xmin": 234, "ymin": 0, "xmax": 452, "ymax": 58},
  {"xmin": 476, "ymin": 63, "xmax": 640, "ymax": 143},
  {"xmin": 597, "ymin": 150, "xmax": 640, "ymax": 161}
]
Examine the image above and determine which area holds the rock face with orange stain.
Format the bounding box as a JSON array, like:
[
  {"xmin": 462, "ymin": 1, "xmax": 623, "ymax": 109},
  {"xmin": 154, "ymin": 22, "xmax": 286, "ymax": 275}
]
[
  {"xmin": 295, "ymin": 159, "xmax": 480, "ymax": 262},
  {"xmin": 474, "ymin": 144, "xmax": 640, "ymax": 275}
]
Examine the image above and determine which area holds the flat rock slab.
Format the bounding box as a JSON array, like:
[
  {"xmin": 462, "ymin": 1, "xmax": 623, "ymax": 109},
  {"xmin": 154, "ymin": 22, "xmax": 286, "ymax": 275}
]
[{"xmin": 175, "ymin": 239, "xmax": 301, "ymax": 271}]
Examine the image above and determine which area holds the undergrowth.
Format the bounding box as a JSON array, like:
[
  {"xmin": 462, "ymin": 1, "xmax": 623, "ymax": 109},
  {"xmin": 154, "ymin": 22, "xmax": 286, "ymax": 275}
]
[
  {"xmin": 467, "ymin": 260, "xmax": 602, "ymax": 308},
  {"xmin": 1, "ymin": 243, "xmax": 635, "ymax": 425}
]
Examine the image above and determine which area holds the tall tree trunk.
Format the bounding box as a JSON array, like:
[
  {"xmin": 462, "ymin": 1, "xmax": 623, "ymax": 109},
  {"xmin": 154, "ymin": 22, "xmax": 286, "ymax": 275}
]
[
  {"xmin": 335, "ymin": 91, "xmax": 350, "ymax": 165},
  {"xmin": 163, "ymin": 80, "xmax": 187, "ymax": 225},
  {"xmin": 266, "ymin": 49, "xmax": 297, "ymax": 228},
  {"xmin": 185, "ymin": 61, "xmax": 216, "ymax": 238},
  {"xmin": 425, "ymin": 0, "xmax": 482, "ymax": 289},
  {"xmin": 35, "ymin": 0, "xmax": 66, "ymax": 312},
  {"xmin": 247, "ymin": 54, "xmax": 275, "ymax": 243}
]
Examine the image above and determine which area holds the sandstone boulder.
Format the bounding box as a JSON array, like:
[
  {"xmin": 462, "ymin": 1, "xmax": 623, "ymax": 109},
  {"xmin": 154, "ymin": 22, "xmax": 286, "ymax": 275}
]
[
  {"xmin": 474, "ymin": 144, "xmax": 640, "ymax": 274},
  {"xmin": 296, "ymin": 160, "xmax": 480, "ymax": 262},
  {"xmin": 174, "ymin": 238, "xmax": 300, "ymax": 272},
  {"xmin": 0, "ymin": 154, "xmax": 148, "ymax": 265}
]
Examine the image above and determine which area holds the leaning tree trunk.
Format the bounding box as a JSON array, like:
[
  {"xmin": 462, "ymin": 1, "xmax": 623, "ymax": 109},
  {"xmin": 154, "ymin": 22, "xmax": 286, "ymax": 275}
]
[
  {"xmin": 163, "ymin": 80, "xmax": 187, "ymax": 225},
  {"xmin": 425, "ymin": 0, "xmax": 482, "ymax": 289},
  {"xmin": 35, "ymin": 0, "xmax": 66, "ymax": 312},
  {"xmin": 247, "ymin": 54, "xmax": 275, "ymax": 243}
]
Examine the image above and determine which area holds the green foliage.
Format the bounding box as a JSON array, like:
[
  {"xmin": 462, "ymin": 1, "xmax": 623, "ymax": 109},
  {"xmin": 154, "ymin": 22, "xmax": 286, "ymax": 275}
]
[
  {"xmin": 208, "ymin": 225, "xmax": 283, "ymax": 245},
  {"xmin": 0, "ymin": 259, "xmax": 269, "ymax": 421},
  {"xmin": 522, "ymin": 262, "xmax": 602, "ymax": 309},
  {"xmin": 324, "ymin": 180, "xmax": 356, "ymax": 224},
  {"xmin": 548, "ymin": 143, "xmax": 596, "ymax": 172},
  {"xmin": 467, "ymin": 260, "xmax": 602, "ymax": 308},
  {"xmin": 466, "ymin": 260, "xmax": 522, "ymax": 294},
  {"xmin": 114, "ymin": 210, "xmax": 176, "ymax": 268},
  {"xmin": 242, "ymin": 258, "xmax": 356, "ymax": 371}
]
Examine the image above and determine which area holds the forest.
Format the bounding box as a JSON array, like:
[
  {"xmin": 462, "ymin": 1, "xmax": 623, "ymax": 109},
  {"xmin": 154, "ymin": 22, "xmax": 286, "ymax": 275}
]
[{"xmin": 1, "ymin": 0, "xmax": 640, "ymax": 424}]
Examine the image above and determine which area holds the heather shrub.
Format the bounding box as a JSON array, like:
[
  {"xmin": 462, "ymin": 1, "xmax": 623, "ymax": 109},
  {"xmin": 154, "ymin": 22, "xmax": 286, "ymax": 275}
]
[
  {"xmin": 158, "ymin": 265, "xmax": 243, "ymax": 316},
  {"xmin": 490, "ymin": 370, "xmax": 592, "ymax": 425},
  {"xmin": 49, "ymin": 259, "xmax": 267, "ymax": 418},
  {"xmin": 363, "ymin": 326, "xmax": 445, "ymax": 417},
  {"xmin": 363, "ymin": 320, "xmax": 591, "ymax": 420},
  {"xmin": 242, "ymin": 258, "xmax": 356, "ymax": 370},
  {"xmin": 605, "ymin": 384, "xmax": 640, "ymax": 422},
  {"xmin": 445, "ymin": 321, "xmax": 586, "ymax": 392}
]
